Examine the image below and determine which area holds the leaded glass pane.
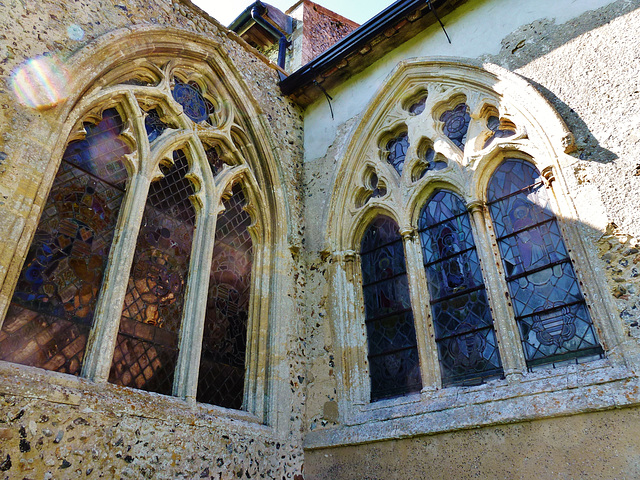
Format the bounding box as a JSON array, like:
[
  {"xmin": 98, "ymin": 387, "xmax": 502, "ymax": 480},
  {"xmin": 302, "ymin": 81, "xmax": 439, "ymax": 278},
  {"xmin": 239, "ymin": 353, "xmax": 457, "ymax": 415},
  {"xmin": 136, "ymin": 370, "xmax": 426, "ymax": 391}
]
[
  {"xmin": 483, "ymin": 116, "xmax": 516, "ymax": 149},
  {"xmin": 408, "ymin": 96, "xmax": 427, "ymax": 115},
  {"xmin": 419, "ymin": 190, "xmax": 502, "ymax": 386},
  {"xmin": 437, "ymin": 326, "xmax": 502, "ymax": 385},
  {"xmin": 439, "ymin": 103, "xmax": 470, "ymax": 150},
  {"xmin": 386, "ymin": 133, "xmax": 409, "ymax": 175},
  {"xmin": 145, "ymin": 108, "xmax": 171, "ymax": 142},
  {"xmin": 206, "ymin": 147, "xmax": 226, "ymax": 176},
  {"xmin": 110, "ymin": 150, "xmax": 196, "ymax": 395},
  {"xmin": 197, "ymin": 184, "xmax": 252, "ymax": 409},
  {"xmin": 0, "ymin": 109, "xmax": 129, "ymax": 375},
  {"xmin": 488, "ymin": 159, "xmax": 602, "ymax": 366},
  {"xmin": 361, "ymin": 217, "xmax": 421, "ymax": 400},
  {"xmin": 172, "ymin": 77, "xmax": 213, "ymax": 124},
  {"xmin": 424, "ymin": 148, "xmax": 447, "ymax": 172}
]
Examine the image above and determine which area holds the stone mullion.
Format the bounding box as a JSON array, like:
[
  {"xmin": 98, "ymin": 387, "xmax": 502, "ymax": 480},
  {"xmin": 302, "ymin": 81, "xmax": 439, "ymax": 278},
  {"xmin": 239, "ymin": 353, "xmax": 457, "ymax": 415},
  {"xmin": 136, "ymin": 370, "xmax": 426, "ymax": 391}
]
[
  {"xmin": 82, "ymin": 172, "xmax": 152, "ymax": 382},
  {"xmin": 400, "ymin": 228, "xmax": 441, "ymax": 390},
  {"xmin": 172, "ymin": 200, "xmax": 217, "ymax": 403},
  {"xmin": 467, "ymin": 201, "xmax": 526, "ymax": 379}
]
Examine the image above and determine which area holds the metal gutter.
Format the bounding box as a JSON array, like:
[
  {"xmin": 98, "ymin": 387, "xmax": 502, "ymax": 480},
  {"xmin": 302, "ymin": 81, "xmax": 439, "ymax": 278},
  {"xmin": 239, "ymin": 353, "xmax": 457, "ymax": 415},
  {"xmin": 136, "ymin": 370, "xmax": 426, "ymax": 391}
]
[{"xmin": 280, "ymin": 0, "xmax": 445, "ymax": 96}]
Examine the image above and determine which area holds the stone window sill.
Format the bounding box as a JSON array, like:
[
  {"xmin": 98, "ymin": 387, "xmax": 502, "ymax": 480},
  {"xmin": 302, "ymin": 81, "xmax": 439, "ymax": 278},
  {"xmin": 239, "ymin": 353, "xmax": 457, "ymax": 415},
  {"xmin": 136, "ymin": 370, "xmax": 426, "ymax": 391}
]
[
  {"xmin": 0, "ymin": 361, "xmax": 268, "ymax": 432},
  {"xmin": 305, "ymin": 358, "xmax": 638, "ymax": 449}
]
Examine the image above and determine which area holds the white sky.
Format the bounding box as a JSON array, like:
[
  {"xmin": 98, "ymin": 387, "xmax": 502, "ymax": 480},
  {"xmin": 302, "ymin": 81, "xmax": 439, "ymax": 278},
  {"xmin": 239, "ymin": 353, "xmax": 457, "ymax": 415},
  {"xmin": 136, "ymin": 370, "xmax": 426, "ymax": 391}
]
[{"xmin": 192, "ymin": 0, "xmax": 396, "ymax": 27}]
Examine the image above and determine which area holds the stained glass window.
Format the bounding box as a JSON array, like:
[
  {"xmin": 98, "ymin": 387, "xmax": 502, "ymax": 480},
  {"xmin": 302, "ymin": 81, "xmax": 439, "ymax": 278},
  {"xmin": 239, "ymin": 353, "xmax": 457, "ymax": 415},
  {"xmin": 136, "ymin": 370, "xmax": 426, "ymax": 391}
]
[
  {"xmin": 362, "ymin": 172, "xmax": 387, "ymax": 205},
  {"xmin": 487, "ymin": 159, "xmax": 602, "ymax": 366},
  {"xmin": 483, "ymin": 116, "xmax": 516, "ymax": 149},
  {"xmin": 408, "ymin": 96, "xmax": 427, "ymax": 115},
  {"xmin": 145, "ymin": 108, "xmax": 171, "ymax": 142},
  {"xmin": 386, "ymin": 133, "xmax": 409, "ymax": 175},
  {"xmin": 0, "ymin": 109, "xmax": 129, "ymax": 375},
  {"xmin": 205, "ymin": 147, "xmax": 226, "ymax": 176},
  {"xmin": 197, "ymin": 184, "xmax": 252, "ymax": 409},
  {"xmin": 361, "ymin": 217, "xmax": 422, "ymax": 400},
  {"xmin": 440, "ymin": 103, "xmax": 470, "ymax": 150},
  {"xmin": 172, "ymin": 77, "xmax": 214, "ymax": 124},
  {"xmin": 109, "ymin": 149, "xmax": 196, "ymax": 395},
  {"xmin": 419, "ymin": 191, "xmax": 503, "ymax": 386}
]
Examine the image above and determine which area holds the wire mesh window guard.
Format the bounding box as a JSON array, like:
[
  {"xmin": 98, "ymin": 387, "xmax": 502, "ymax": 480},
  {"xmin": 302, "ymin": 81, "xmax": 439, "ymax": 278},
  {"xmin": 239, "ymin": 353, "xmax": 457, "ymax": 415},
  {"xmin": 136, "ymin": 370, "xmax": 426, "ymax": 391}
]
[
  {"xmin": 361, "ymin": 216, "xmax": 422, "ymax": 401},
  {"xmin": 0, "ymin": 109, "xmax": 129, "ymax": 375},
  {"xmin": 197, "ymin": 184, "xmax": 252, "ymax": 409},
  {"xmin": 109, "ymin": 149, "xmax": 196, "ymax": 395},
  {"xmin": 487, "ymin": 159, "xmax": 602, "ymax": 366},
  {"xmin": 419, "ymin": 190, "xmax": 503, "ymax": 386}
]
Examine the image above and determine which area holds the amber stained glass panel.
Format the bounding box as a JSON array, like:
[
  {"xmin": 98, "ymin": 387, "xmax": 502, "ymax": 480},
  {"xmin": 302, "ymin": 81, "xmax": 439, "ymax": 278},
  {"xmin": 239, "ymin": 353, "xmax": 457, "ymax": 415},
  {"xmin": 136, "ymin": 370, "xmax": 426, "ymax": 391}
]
[
  {"xmin": 361, "ymin": 217, "xmax": 421, "ymax": 400},
  {"xmin": 0, "ymin": 109, "xmax": 129, "ymax": 375},
  {"xmin": 109, "ymin": 150, "xmax": 196, "ymax": 395}
]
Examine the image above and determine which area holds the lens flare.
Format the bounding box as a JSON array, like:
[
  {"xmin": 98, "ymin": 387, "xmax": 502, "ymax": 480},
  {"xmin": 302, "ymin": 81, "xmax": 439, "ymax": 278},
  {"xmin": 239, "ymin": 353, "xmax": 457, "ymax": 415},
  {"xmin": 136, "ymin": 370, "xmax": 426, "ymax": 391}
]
[{"xmin": 11, "ymin": 55, "xmax": 69, "ymax": 110}]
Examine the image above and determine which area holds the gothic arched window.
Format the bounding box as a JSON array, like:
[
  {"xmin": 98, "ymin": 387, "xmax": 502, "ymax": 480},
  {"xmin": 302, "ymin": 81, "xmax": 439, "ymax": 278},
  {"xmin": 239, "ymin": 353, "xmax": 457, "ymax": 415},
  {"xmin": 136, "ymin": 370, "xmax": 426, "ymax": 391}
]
[
  {"xmin": 198, "ymin": 184, "xmax": 253, "ymax": 409},
  {"xmin": 360, "ymin": 216, "xmax": 422, "ymax": 400},
  {"xmin": 487, "ymin": 159, "xmax": 602, "ymax": 366},
  {"xmin": 0, "ymin": 109, "xmax": 129, "ymax": 375},
  {"xmin": 0, "ymin": 54, "xmax": 277, "ymax": 416},
  {"xmin": 419, "ymin": 190, "xmax": 502, "ymax": 386}
]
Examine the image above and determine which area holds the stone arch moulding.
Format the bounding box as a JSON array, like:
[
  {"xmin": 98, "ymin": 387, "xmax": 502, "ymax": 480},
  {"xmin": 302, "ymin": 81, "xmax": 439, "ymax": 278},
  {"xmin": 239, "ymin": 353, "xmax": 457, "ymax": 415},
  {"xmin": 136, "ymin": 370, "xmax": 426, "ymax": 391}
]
[
  {"xmin": 0, "ymin": 26, "xmax": 294, "ymax": 430},
  {"xmin": 322, "ymin": 57, "xmax": 633, "ymax": 435},
  {"xmin": 326, "ymin": 57, "xmax": 578, "ymax": 252}
]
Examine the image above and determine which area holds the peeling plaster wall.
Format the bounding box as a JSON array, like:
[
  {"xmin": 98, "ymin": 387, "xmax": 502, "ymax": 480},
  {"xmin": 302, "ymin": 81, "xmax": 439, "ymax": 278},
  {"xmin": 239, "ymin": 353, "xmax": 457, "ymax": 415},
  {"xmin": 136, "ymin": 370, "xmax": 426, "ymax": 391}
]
[
  {"xmin": 299, "ymin": 0, "xmax": 640, "ymax": 477},
  {"xmin": 0, "ymin": 1, "xmax": 306, "ymax": 479}
]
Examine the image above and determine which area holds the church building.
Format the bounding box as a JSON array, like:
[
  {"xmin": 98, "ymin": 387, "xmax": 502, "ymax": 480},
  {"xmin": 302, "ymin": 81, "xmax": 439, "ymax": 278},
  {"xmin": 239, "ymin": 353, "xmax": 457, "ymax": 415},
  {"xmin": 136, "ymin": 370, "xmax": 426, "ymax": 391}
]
[{"xmin": 0, "ymin": 0, "xmax": 639, "ymax": 478}]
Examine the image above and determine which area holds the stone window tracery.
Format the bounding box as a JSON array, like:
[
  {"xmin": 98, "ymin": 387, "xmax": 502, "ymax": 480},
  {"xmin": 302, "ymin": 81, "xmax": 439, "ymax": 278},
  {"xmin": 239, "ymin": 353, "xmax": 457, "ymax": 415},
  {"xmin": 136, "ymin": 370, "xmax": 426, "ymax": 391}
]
[
  {"xmin": 329, "ymin": 61, "xmax": 621, "ymax": 416},
  {"xmin": 0, "ymin": 59, "xmax": 273, "ymax": 415}
]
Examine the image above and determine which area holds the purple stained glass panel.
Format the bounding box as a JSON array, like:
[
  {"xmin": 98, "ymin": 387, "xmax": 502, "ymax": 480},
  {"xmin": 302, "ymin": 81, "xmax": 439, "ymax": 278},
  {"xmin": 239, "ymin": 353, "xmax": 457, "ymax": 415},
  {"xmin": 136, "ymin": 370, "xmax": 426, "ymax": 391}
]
[
  {"xmin": 110, "ymin": 150, "xmax": 196, "ymax": 395},
  {"xmin": 488, "ymin": 159, "xmax": 602, "ymax": 366},
  {"xmin": 361, "ymin": 217, "xmax": 421, "ymax": 400},
  {"xmin": 197, "ymin": 184, "xmax": 253, "ymax": 409},
  {"xmin": 419, "ymin": 190, "xmax": 502, "ymax": 386},
  {"xmin": 0, "ymin": 109, "xmax": 129, "ymax": 375}
]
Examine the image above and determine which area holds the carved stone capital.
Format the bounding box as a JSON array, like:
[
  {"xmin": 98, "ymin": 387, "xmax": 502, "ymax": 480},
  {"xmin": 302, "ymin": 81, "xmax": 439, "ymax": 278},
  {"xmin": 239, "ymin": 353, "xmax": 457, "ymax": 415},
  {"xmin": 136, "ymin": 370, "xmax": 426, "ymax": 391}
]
[
  {"xmin": 467, "ymin": 200, "xmax": 486, "ymax": 215},
  {"xmin": 541, "ymin": 165, "xmax": 555, "ymax": 186},
  {"xmin": 399, "ymin": 227, "xmax": 417, "ymax": 241}
]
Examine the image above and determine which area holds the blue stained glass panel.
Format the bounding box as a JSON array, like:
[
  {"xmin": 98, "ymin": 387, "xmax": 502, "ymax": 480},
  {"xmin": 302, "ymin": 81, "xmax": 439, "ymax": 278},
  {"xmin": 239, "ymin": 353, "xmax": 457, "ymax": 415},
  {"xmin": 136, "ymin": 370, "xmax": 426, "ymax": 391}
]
[
  {"xmin": 419, "ymin": 190, "xmax": 502, "ymax": 386},
  {"xmin": 437, "ymin": 327, "xmax": 502, "ymax": 385},
  {"xmin": 145, "ymin": 108, "xmax": 171, "ymax": 142},
  {"xmin": 484, "ymin": 116, "xmax": 516, "ymax": 149},
  {"xmin": 488, "ymin": 159, "xmax": 602, "ymax": 366},
  {"xmin": 386, "ymin": 133, "xmax": 409, "ymax": 175},
  {"xmin": 172, "ymin": 78, "xmax": 213, "ymax": 124},
  {"xmin": 440, "ymin": 103, "xmax": 470, "ymax": 149},
  {"xmin": 361, "ymin": 217, "xmax": 421, "ymax": 400},
  {"xmin": 425, "ymin": 249, "xmax": 485, "ymax": 300}
]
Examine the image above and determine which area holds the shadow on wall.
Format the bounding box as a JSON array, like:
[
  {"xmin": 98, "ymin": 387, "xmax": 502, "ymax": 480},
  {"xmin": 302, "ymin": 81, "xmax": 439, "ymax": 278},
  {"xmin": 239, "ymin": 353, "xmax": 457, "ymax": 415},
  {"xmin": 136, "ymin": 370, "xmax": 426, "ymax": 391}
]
[{"xmin": 478, "ymin": 0, "xmax": 640, "ymax": 165}]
